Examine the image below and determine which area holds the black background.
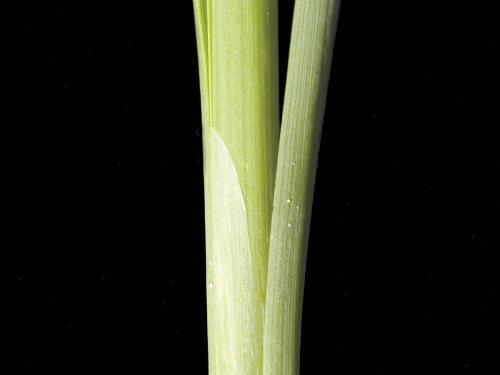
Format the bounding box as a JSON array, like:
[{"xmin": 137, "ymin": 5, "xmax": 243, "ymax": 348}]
[{"xmin": 4, "ymin": 1, "xmax": 496, "ymax": 374}]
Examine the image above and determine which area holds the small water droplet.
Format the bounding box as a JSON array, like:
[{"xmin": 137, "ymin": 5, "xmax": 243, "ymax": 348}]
[
  {"xmin": 270, "ymin": 235, "xmax": 274, "ymax": 240},
  {"xmin": 291, "ymin": 161, "xmax": 297, "ymax": 166},
  {"xmin": 208, "ymin": 281, "xmax": 214, "ymax": 288},
  {"xmin": 287, "ymin": 223, "xmax": 292, "ymax": 228},
  {"xmin": 296, "ymin": 205, "xmax": 300, "ymax": 210},
  {"xmin": 286, "ymin": 199, "xmax": 291, "ymax": 204}
]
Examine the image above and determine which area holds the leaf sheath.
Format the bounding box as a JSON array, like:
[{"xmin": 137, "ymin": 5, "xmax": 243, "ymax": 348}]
[{"xmin": 193, "ymin": 1, "xmax": 279, "ymax": 374}]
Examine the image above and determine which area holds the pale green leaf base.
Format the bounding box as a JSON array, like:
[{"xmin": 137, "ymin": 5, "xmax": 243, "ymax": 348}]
[{"xmin": 204, "ymin": 127, "xmax": 264, "ymax": 374}]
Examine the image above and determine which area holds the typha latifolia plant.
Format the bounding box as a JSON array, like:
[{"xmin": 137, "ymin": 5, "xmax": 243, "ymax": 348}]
[{"xmin": 192, "ymin": 1, "xmax": 341, "ymax": 374}]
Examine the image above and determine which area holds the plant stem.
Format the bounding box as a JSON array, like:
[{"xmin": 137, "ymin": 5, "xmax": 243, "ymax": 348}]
[
  {"xmin": 193, "ymin": 1, "xmax": 279, "ymax": 374},
  {"xmin": 263, "ymin": 1, "xmax": 341, "ymax": 374}
]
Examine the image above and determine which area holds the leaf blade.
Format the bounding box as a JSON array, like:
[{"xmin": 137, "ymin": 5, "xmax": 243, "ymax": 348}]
[{"xmin": 264, "ymin": 1, "xmax": 342, "ymax": 374}]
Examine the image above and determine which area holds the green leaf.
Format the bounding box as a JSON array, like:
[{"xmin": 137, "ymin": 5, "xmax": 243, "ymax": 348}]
[{"xmin": 263, "ymin": 1, "xmax": 342, "ymax": 374}]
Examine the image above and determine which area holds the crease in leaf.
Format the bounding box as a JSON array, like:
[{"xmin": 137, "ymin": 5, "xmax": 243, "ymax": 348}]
[{"xmin": 192, "ymin": 0, "xmax": 212, "ymax": 128}]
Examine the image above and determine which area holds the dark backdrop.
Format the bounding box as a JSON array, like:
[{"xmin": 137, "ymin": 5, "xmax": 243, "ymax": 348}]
[{"xmin": 4, "ymin": 1, "xmax": 496, "ymax": 374}]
